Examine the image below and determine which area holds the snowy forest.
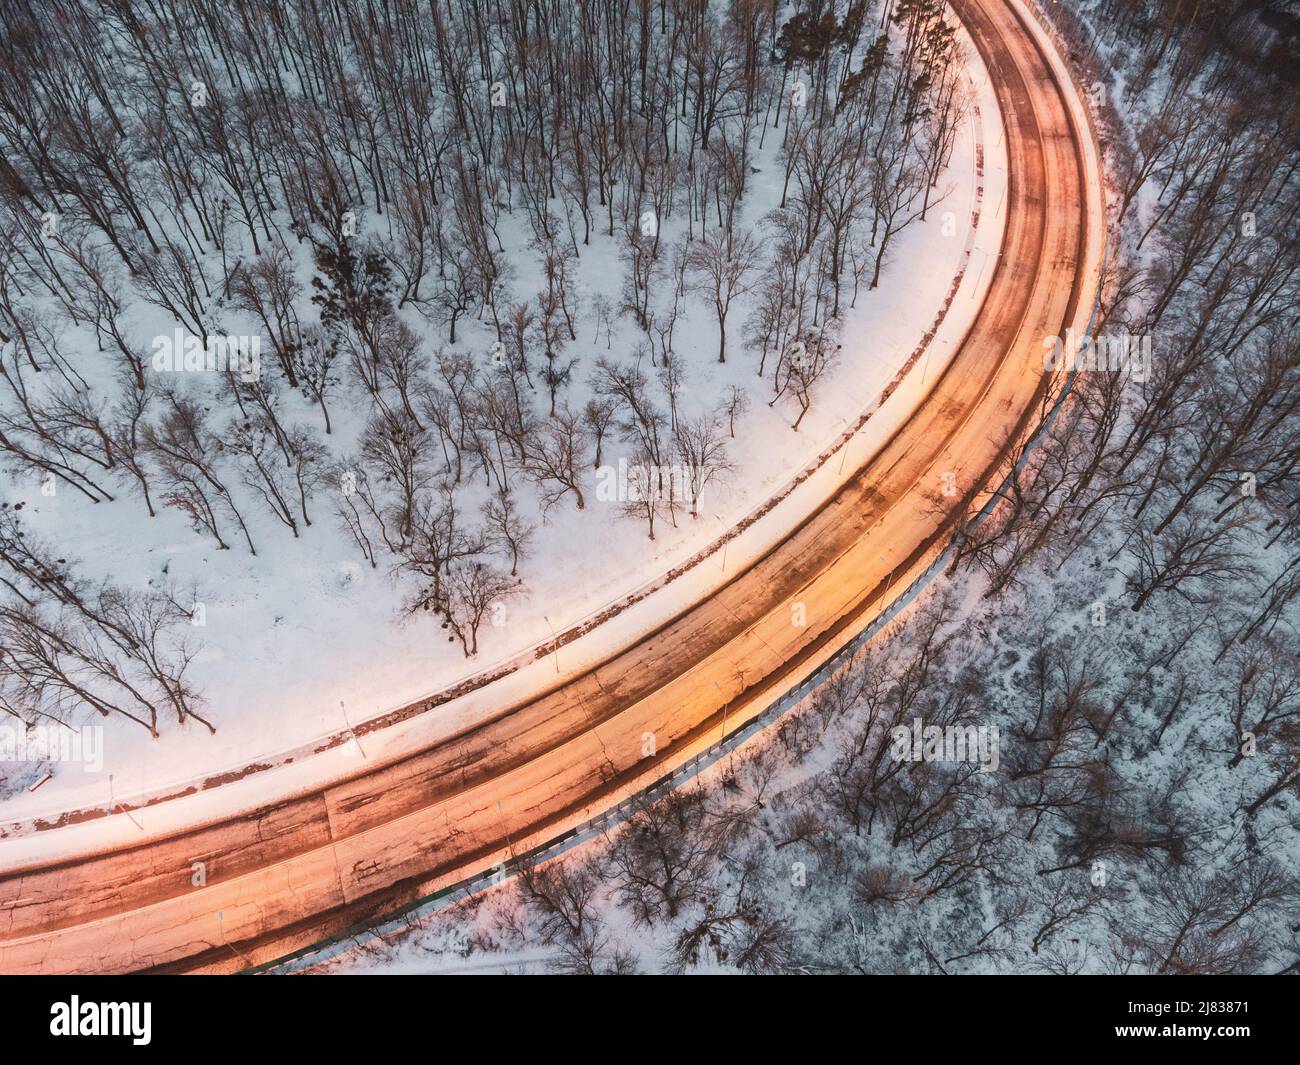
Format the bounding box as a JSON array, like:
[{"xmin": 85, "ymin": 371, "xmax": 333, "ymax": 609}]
[
  {"xmin": 310, "ymin": 0, "xmax": 1300, "ymax": 974},
  {"xmin": 0, "ymin": 0, "xmax": 1297, "ymax": 976},
  {"xmin": 0, "ymin": 0, "xmax": 966, "ymax": 738}
]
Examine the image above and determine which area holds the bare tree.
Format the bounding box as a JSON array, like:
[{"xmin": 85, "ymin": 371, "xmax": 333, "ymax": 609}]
[
  {"xmin": 483, "ymin": 492, "xmax": 534, "ymax": 577},
  {"xmin": 687, "ymin": 227, "xmax": 761, "ymax": 363},
  {"xmin": 674, "ymin": 414, "xmax": 732, "ymax": 518},
  {"xmin": 524, "ymin": 405, "xmax": 590, "ymax": 513},
  {"xmin": 441, "ymin": 559, "xmax": 518, "ymax": 657}
]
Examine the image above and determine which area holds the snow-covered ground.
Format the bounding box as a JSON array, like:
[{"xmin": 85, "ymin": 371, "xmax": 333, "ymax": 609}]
[
  {"xmin": 0, "ymin": 24, "xmax": 1007, "ymax": 831},
  {"xmin": 272, "ymin": 0, "xmax": 1300, "ymax": 980},
  {"xmin": 302, "ymin": 543, "xmax": 1300, "ymax": 975}
]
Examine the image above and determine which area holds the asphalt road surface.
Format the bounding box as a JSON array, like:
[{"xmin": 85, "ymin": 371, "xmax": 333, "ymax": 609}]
[{"xmin": 0, "ymin": 0, "xmax": 1103, "ymax": 974}]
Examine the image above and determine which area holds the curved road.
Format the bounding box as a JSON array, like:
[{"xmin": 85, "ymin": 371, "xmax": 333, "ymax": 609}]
[{"xmin": 0, "ymin": 0, "xmax": 1103, "ymax": 974}]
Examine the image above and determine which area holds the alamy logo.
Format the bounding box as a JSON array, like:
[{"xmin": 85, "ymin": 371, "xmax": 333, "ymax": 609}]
[
  {"xmin": 0, "ymin": 724, "xmax": 103, "ymax": 772},
  {"xmin": 151, "ymin": 328, "xmax": 262, "ymax": 382},
  {"xmin": 50, "ymin": 997, "xmax": 151, "ymax": 1045},
  {"xmin": 890, "ymin": 717, "xmax": 1000, "ymax": 773},
  {"xmin": 595, "ymin": 458, "xmax": 704, "ymax": 507},
  {"xmin": 1043, "ymin": 328, "xmax": 1152, "ymax": 383}
]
